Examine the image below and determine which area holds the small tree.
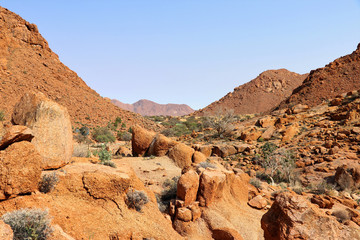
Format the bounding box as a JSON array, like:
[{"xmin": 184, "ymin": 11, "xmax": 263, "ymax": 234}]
[{"xmin": 204, "ymin": 108, "xmax": 235, "ymax": 137}]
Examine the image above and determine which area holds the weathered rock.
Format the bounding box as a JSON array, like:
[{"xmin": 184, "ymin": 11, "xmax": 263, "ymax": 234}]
[
  {"xmin": 115, "ymin": 146, "xmax": 132, "ymax": 157},
  {"xmin": 192, "ymin": 144, "xmax": 212, "ymax": 157},
  {"xmin": 248, "ymin": 195, "xmax": 267, "ymax": 209},
  {"xmin": 240, "ymin": 128, "xmax": 262, "ymax": 142},
  {"xmin": 0, "ymin": 125, "xmax": 34, "ymax": 150},
  {"xmin": 168, "ymin": 143, "xmax": 195, "ymax": 168},
  {"xmin": 261, "ymin": 126, "xmax": 275, "ymax": 140},
  {"xmin": 0, "ymin": 220, "xmax": 13, "ymax": 240},
  {"xmin": 310, "ymin": 195, "xmax": 334, "ymax": 209},
  {"xmin": 0, "ymin": 141, "xmax": 42, "ymax": 199},
  {"xmin": 212, "ymin": 145, "xmax": 237, "ymax": 158},
  {"xmin": 49, "ymin": 225, "xmax": 76, "ymax": 240},
  {"xmin": 330, "ymin": 98, "xmax": 343, "ymax": 106},
  {"xmin": 12, "ymin": 92, "xmax": 73, "ymax": 169},
  {"xmin": 198, "ymin": 169, "xmax": 226, "ymax": 207},
  {"xmin": 261, "ymin": 192, "xmax": 360, "ymax": 240},
  {"xmin": 177, "ymin": 170, "xmax": 200, "ymax": 206},
  {"xmin": 131, "ymin": 125, "xmax": 156, "ymax": 157},
  {"xmin": 176, "ymin": 207, "xmax": 192, "ymax": 222},
  {"xmin": 189, "ymin": 203, "xmax": 201, "ymax": 221},
  {"xmin": 281, "ymin": 124, "xmax": 299, "ymax": 142},
  {"xmin": 148, "ymin": 134, "xmax": 177, "ymax": 156},
  {"xmin": 335, "ymin": 165, "xmax": 360, "ymax": 191},
  {"xmin": 257, "ymin": 116, "xmax": 276, "ymax": 128},
  {"xmin": 192, "ymin": 151, "xmax": 207, "ymax": 164},
  {"xmin": 287, "ymin": 104, "xmax": 309, "ymax": 114},
  {"xmin": 233, "ymin": 144, "xmax": 251, "ymax": 153}
]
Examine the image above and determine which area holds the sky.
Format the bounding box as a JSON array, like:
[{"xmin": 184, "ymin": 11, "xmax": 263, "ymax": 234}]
[{"xmin": 1, "ymin": 1, "xmax": 360, "ymax": 110}]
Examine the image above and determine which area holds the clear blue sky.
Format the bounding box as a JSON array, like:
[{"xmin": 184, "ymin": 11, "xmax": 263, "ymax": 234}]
[{"xmin": 2, "ymin": 1, "xmax": 360, "ymax": 110}]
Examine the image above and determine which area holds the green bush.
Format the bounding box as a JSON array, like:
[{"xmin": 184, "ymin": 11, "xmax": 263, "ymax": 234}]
[
  {"xmin": 126, "ymin": 190, "xmax": 149, "ymax": 212},
  {"xmin": 39, "ymin": 172, "xmax": 59, "ymax": 193},
  {"xmin": 92, "ymin": 127, "xmax": 116, "ymax": 143},
  {"xmin": 97, "ymin": 145, "xmax": 116, "ymax": 168},
  {"xmin": 250, "ymin": 178, "xmax": 262, "ymax": 189},
  {"xmin": 2, "ymin": 208, "xmax": 53, "ymax": 240},
  {"xmin": 117, "ymin": 131, "xmax": 132, "ymax": 141}
]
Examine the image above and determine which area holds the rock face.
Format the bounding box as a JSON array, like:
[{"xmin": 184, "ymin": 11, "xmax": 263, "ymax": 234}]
[
  {"xmin": 168, "ymin": 143, "xmax": 195, "ymax": 168},
  {"xmin": 0, "ymin": 125, "xmax": 34, "ymax": 150},
  {"xmin": 277, "ymin": 43, "xmax": 360, "ymax": 110},
  {"xmin": 194, "ymin": 69, "xmax": 307, "ymax": 116},
  {"xmin": 198, "ymin": 169, "xmax": 226, "ymax": 207},
  {"xmin": 148, "ymin": 134, "xmax": 177, "ymax": 156},
  {"xmin": 131, "ymin": 125, "xmax": 156, "ymax": 157},
  {"xmin": 0, "ymin": 141, "xmax": 42, "ymax": 199},
  {"xmin": 335, "ymin": 165, "xmax": 360, "ymax": 191},
  {"xmin": 261, "ymin": 192, "xmax": 360, "ymax": 240},
  {"xmin": 12, "ymin": 92, "xmax": 73, "ymax": 169},
  {"xmin": 0, "ymin": 6, "xmax": 159, "ymax": 131},
  {"xmin": 0, "ymin": 220, "xmax": 13, "ymax": 240},
  {"xmin": 177, "ymin": 170, "xmax": 200, "ymax": 206},
  {"xmin": 112, "ymin": 99, "xmax": 195, "ymax": 116}
]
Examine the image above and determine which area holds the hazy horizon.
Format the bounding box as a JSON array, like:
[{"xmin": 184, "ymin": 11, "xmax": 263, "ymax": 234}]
[{"xmin": 2, "ymin": 1, "xmax": 360, "ymax": 110}]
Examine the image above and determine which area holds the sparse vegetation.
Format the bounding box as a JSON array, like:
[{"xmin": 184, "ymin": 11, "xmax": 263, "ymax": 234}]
[
  {"xmin": 2, "ymin": 208, "xmax": 53, "ymax": 240},
  {"xmin": 203, "ymin": 109, "xmax": 235, "ymax": 138},
  {"xmin": 156, "ymin": 176, "xmax": 179, "ymax": 212},
  {"xmin": 96, "ymin": 145, "xmax": 116, "ymax": 168},
  {"xmin": 117, "ymin": 131, "xmax": 132, "ymax": 141},
  {"xmin": 92, "ymin": 127, "xmax": 116, "ymax": 143},
  {"xmin": 250, "ymin": 178, "xmax": 262, "ymax": 189},
  {"xmin": 72, "ymin": 144, "xmax": 90, "ymax": 157},
  {"xmin": 197, "ymin": 161, "xmax": 217, "ymax": 170},
  {"xmin": 39, "ymin": 172, "xmax": 59, "ymax": 193},
  {"xmin": 126, "ymin": 190, "xmax": 149, "ymax": 212}
]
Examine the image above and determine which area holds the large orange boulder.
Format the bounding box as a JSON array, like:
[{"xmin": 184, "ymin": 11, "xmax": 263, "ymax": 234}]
[
  {"xmin": 261, "ymin": 192, "xmax": 360, "ymax": 240},
  {"xmin": 192, "ymin": 144, "xmax": 212, "ymax": 158},
  {"xmin": 131, "ymin": 125, "xmax": 156, "ymax": 156},
  {"xmin": 0, "ymin": 125, "xmax": 34, "ymax": 150},
  {"xmin": 168, "ymin": 143, "xmax": 195, "ymax": 168},
  {"xmin": 212, "ymin": 145, "xmax": 237, "ymax": 158},
  {"xmin": 177, "ymin": 169, "xmax": 200, "ymax": 206},
  {"xmin": 198, "ymin": 169, "xmax": 226, "ymax": 207},
  {"xmin": 148, "ymin": 134, "xmax": 177, "ymax": 156},
  {"xmin": 192, "ymin": 151, "xmax": 207, "ymax": 164},
  {"xmin": 0, "ymin": 220, "xmax": 13, "ymax": 240},
  {"xmin": 0, "ymin": 141, "xmax": 42, "ymax": 199},
  {"xmin": 335, "ymin": 164, "xmax": 360, "ymax": 191},
  {"xmin": 12, "ymin": 92, "xmax": 73, "ymax": 169}
]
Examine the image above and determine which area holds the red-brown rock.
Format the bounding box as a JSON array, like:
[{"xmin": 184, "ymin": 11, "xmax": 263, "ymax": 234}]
[
  {"xmin": 0, "ymin": 141, "xmax": 42, "ymax": 199},
  {"xmin": 198, "ymin": 169, "xmax": 226, "ymax": 207},
  {"xmin": 177, "ymin": 170, "xmax": 200, "ymax": 206},
  {"xmin": 212, "ymin": 145, "xmax": 237, "ymax": 158},
  {"xmin": 147, "ymin": 134, "xmax": 177, "ymax": 157},
  {"xmin": 192, "ymin": 151, "xmax": 207, "ymax": 164},
  {"xmin": 335, "ymin": 164, "xmax": 360, "ymax": 191},
  {"xmin": 12, "ymin": 92, "xmax": 73, "ymax": 169},
  {"xmin": 131, "ymin": 125, "xmax": 156, "ymax": 157},
  {"xmin": 168, "ymin": 143, "xmax": 195, "ymax": 168},
  {"xmin": 0, "ymin": 125, "xmax": 34, "ymax": 150},
  {"xmin": 248, "ymin": 195, "xmax": 267, "ymax": 209}
]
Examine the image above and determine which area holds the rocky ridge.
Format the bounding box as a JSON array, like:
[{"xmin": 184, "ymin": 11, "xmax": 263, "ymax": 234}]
[{"xmin": 112, "ymin": 99, "xmax": 195, "ymax": 116}]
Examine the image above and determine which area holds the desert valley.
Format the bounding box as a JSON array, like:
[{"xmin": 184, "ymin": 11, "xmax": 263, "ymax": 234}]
[{"xmin": 0, "ymin": 4, "xmax": 360, "ymax": 240}]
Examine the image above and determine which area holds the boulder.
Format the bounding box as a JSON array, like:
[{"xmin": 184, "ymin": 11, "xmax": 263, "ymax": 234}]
[
  {"xmin": 115, "ymin": 146, "xmax": 132, "ymax": 157},
  {"xmin": 131, "ymin": 125, "xmax": 156, "ymax": 156},
  {"xmin": 240, "ymin": 128, "xmax": 261, "ymax": 142},
  {"xmin": 335, "ymin": 165, "xmax": 360, "ymax": 191},
  {"xmin": 310, "ymin": 195, "xmax": 334, "ymax": 209},
  {"xmin": 212, "ymin": 145, "xmax": 236, "ymax": 158},
  {"xmin": 256, "ymin": 116, "xmax": 276, "ymax": 128},
  {"xmin": 261, "ymin": 192, "xmax": 360, "ymax": 240},
  {"xmin": 168, "ymin": 143, "xmax": 195, "ymax": 168},
  {"xmin": 248, "ymin": 195, "xmax": 267, "ymax": 209},
  {"xmin": 177, "ymin": 170, "xmax": 200, "ymax": 206},
  {"xmin": 0, "ymin": 125, "xmax": 34, "ymax": 150},
  {"xmin": 198, "ymin": 169, "xmax": 226, "ymax": 207},
  {"xmin": 287, "ymin": 104, "xmax": 309, "ymax": 114},
  {"xmin": 281, "ymin": 124, "xmax": 299, "ymax": 142},
  {"xmin": 12, "ymin": 92, "xmax": 73, "ymax": 169},
  {"xmin": 261, "ymin": 126, "xmax": 275, "ymax": 140},
  {"xmin": 0, "ymin": 220, "xmax": 13, "ymax": 240},
  {"xmin": 176, "ymin": 207, "xmax": 192, "ymax": 222},
  {"xmin": 192, "ymin": 151, "xmax": 207, "ymax": 164},
  {"xmin": 0, "ymin": 141, "xmax": 42, "ymax": 199},
  {"xmin": 147, "ymin": 134, "xmax": 177, "ymax": 157},
  {"xmin": 192, "ymin": 144, "xmax": 212, "ymax": 158}
]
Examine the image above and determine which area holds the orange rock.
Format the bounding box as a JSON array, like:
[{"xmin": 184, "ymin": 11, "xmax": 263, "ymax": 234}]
[
  {"xmin": 0, "ymin": 141, "xmax": 42, "ymax": 199},
  {"xmin": 335, "ymin": 164, "xmax": 360, "ymax": 191},
  {"xmin": 168, "ymin": 143, "xmax": 195, "ymax": 168},
  {"xmin": 192, "ymin": 151, "xmax": 207, "ymax": 164},
  {"xmin": 310, "ymin": 195, "xmax": 334, "ymax": 209},
  {"xmin": 248, "ymin": 195, "xmax": 267, "ymax": 209},
  {"xmin": 115, "ymin": 145, "xmax": 132, "ymax": 157},
  {"xmin": 198, "ymin": 169, "xmax": 226, "ymax": 207},
  {"xmin": 257, "ymin": 116, "xmax": 276, "ymax": 128},
  {"xmin": 261, "ymin": 192, "xmax": 360, "ymax": 240},
  {"xmin": 240, "ymin": 128, "xmax": 262, "ymax": 142},
  {"xmin": 0, "ymin": 125, "xmax": 34, "ymax": 150},
  {"xmin": 212, "ymin": 145, "xmax": 236, "ymax": 158},
  {"xmin": 49, "ymin": 225, "xmax": 76, "ymax": 240},
  {"xmin": 192, "ymin": 144, "xmax": 212, "ymax": 158},
  {"xmin": 148, "ymin": 134, "xmax": 177, "ymax": 156},
  {"xmin": 12, "ymin": 92, "xmax": 73, "ymax": 169},
  {"xmin": 261, "ymin": 126, "xmax": 275, "ymax": 140},
  {"xmin": 0, "ymin": 220, "xmax": 13, "ymax": 240},
  {"xmin": 281, "ymin": 124, "xmax": 299, "ymax": 142},
  {"xmin": 177, "ymin": 169, "xmax": 199, "ymax": 206},
  {"xmin": 176, "ymin": 207, "xmax": 192, "ymax": 222},
  {"xmin": 131, "ymin": 125, "xmax": 156, "ymax": 156}
]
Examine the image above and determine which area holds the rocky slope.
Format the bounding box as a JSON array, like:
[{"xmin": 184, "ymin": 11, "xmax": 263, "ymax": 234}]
[
  {"xmin": 112, "ymin": 99, "xmax": 195, "ymax": 116},
  {"xmin": 194, "ymin": 69, "xmax": 307, "ymax": 116},
  {"xmin": 277, "ymin": 43, "xmax": 360, "ymax": 110},
  {"xmin": 0, "ymin": 6, "xmax": 159, "ymax": 130}
]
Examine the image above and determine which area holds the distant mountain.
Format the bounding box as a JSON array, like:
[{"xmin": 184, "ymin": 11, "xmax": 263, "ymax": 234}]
[
  {"xmin": 194, "ymin": 69, "xmax": 307, "ymax": 116},
  {"xmin": 0, "ymin": 6, "xmax": 159, "ymax": 130},
  {"xmin": 111, "ymin": 99, "xmax": 194, "ymax": 116},
  {"xmin": 276, "ymin": 43, "xmax": 360, "ymax": 110}
]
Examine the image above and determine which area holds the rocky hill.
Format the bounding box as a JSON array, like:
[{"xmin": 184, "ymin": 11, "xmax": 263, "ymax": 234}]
[
  {"xmin": 276, "ymin": 43, "xmax": 360, "ymax": 110},
  {"xmin": 0, "ymin": 6, "xmax": 159, "ymax": 130},
  {"xmin": 194, "ymin": 69, "xmax": 307, "ymax": 116},
  {"xmin": 111, "ymin": 99, "xmax": 195, "ymax": 116}
]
